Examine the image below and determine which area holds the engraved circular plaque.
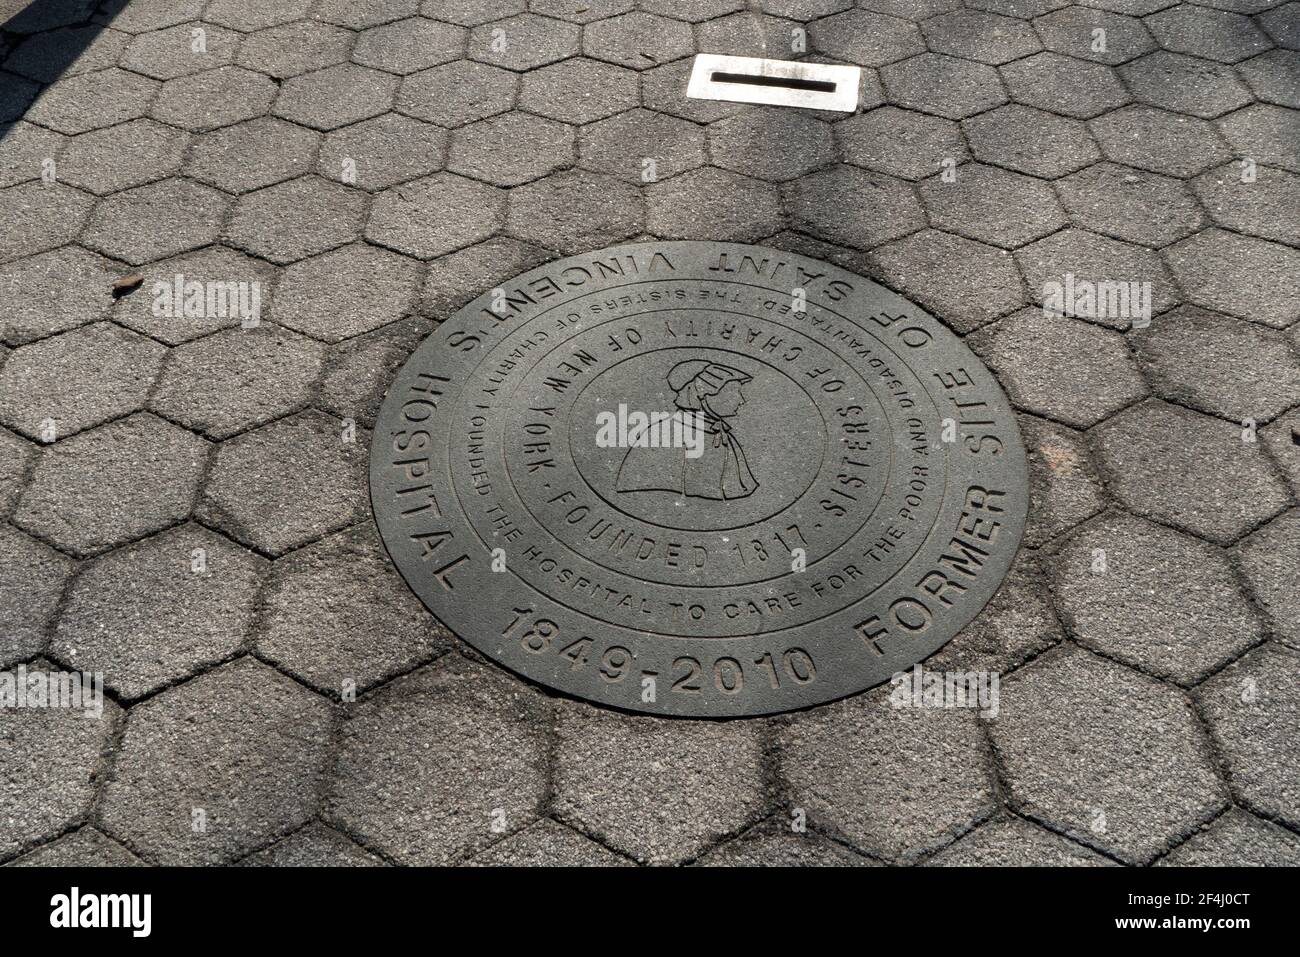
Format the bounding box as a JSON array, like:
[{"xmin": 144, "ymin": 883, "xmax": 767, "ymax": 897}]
[{"xmin": 371, "ymin": 242, "xmax": 1028, "ymax": 717}]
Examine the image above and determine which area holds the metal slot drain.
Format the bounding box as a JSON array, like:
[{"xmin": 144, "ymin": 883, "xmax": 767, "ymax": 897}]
[{"xmin": 686, "ymin": 54, "xmax": 860, "ymax": 112}]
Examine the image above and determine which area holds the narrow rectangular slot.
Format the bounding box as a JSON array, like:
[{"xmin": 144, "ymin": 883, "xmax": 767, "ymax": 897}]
[
  {"xmin": 686, "ymin": 54, "xmax": 860, "ymax": 112},
  {"xmin": 709, "ymin": 71, "xmax": 837, "ymax": 94}
]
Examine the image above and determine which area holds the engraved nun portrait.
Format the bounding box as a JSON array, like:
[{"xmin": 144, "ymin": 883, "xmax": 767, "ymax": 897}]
[{"xmin": 616, "ymin": 359, "xmax": 759, "ymax": 501}]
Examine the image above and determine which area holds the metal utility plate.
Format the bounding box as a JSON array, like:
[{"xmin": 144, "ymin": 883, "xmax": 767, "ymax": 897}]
[{"xmin": 686, "ymin": 54, "xmax": 860, "ymax": 112}]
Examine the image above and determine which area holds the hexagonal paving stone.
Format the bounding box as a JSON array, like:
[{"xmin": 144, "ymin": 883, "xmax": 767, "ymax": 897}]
[
  {"xmin": 645, "ymin": 167, "xmax": 780, "ymax": 243},
  {"xmin": 1260, "ymin": 2, "xmax": 1300, "ymax": 48},
  {"xmin": 327, "ymin": 657, "xmax": 549, "ymax": 865},
  {"xmin": 999, "ymin": 52, "xmax": 1129, "ymax": 119},
  {"xmin": 1053, "ymin": 513, "xmax": 1264, "ymax": 684},
  {"xmin": 1198, "ymin": 645, "xmax": 1300, "ymax": 829},
  {"xmin": 366, "ymin": 173, "xmax": 504, "ymax": 259},
  {"xmin": 205, "ymin": 0, "xmax": 313, "ymax": 32},
  {"xmin": 919, "ymin": 164, "xmax": 1065, "ymax": 249},
  {"xmin": 419, "ymin": 236, "xmax": 554, "ymax": 318},
  {"xmin": 197, "ymin": 410, "xmax": 367, "ymax": 556},
  {"xmin": 51, "ymin": 524, "xmax": 264, "ymax": 700},
  {"xmin": 555, "ymin": 703, "xmax": 765, "ymax": 864},
  {"xmin": 1132, "ymin": 306, "xmax": 1300, "ymax": 421},
  {"xmin": 397, "ymin": 61, "xmax": 518, "ymax": 126},
  {"xmin": 0, "ymin": 121, "xmax": 66, "ymax": 189},
  {"xmin": 1194, "ymin": 163, "xmax": 1300, "ymax": 247},
  {"xmin": 119, "ymin": 22, "xmax": 239, "ymax": 80},
  {"xmin": 56, "ymin": 119, "xmax": 189, "ymax": 195},
  {"xmin": 316, "ymin": 0, "xmax": 420, "ymax": 29},
  {"xmin": 0, "ymin": 247, "xmax": 117, "ymax": 345},
  {"xmin": 1092, "ymin": 400, "xmax": 1290, "ymax": 543},
  {"xmin": 836, "ymin": 107, "xmax": 967, "ymax": 180},
  {"xmin": 642, "ymin": 0, "xmax": 744, "ymax": 19},
  {"xmin": 868, "ymin": 230, "xmax": 1025, "ymax": 332},
  {"xmin": 880, "ymin": 53, "xmax": 1007, "ymax": 119},
  {"xmin": 963, "ymin": 105, "xmax": 1099, "ymax": 178},
  {"xmin": 352, "ymin": 17, "xmax": 467, "ymax": 74},
  {"xmin": 1160, "ymin": 809, "xmax": 1300, "ymax": 866},
  {"xmin": 1164, "ymin": 228, "xmax": 1300, "ymax": 327},
  {"xmin": 1033, "ymin": 7, "xmax": 1155, "ymax": 65},
  {"xmin": 1260, "ymin": 408, "xmax": 1300, "ymax": 498},
  {"xmin": 273, "ymin": 64, "xmax": 400, "ymax": 130},
  {"xmin": 0, "ymin": 526, "xmax": 73, "ymax": 664},
  {"xmin": 25, "ymin": 68, "xmax": 158, "ymax": 134},
  {"xmin": 185, "ymin": 117, "xmax": 322, "ymax": 194},
  {"xmin": 0, "ymin": 427, "xmax": 34, "ymax": 515},
  {"xmin": 0, "ymin": 668, "xmax": 120, "ymax": 859},
  {"xmin": 1146, "ymin": 5, "xmax": 1270, "ymax": 64},
  {"xmin": 967, "ymin": 309, "xmax": 1146, "ymax": 427},
  {"xmin": 578, "ymin": 109, "xmax": 706, "ymax": 184},
  {"xmin": 237, "ymin": 823, "xmax": 385, "ymax": 866},
  {"xmin": 763, "ymin": 0, "xmax": 854, "ymax": 15},
  {"xmin": 809, "ymin": 9, "xmax": 925, "ymax": 66},
  {"xmin": 318, "ymin": 316, "xmax": 435, "ymax": 427},
  {"xmin": 80, "ymin": 178, "xmax": 229, "ymax": 265},
  {"xmin": 99, "ymin": 657, "xmax": 334, "ymax": 865},
  {"xmin": 5, "ymin": 26, "xmax": 130, "ymax": 85},
  {"xmin": 695, "ymin": 11, "xmax": 805, "ymax": 58},
  {"xmin": 226, "ymin": 177, "xmax": 367, "ymax": 265},
  {"xmin": 928, "ymin": 818, "xmax": 1112, "ymax": 866},
  {"xmin": 1219, "ymin": 103, "xmax": 1300, "ymax": 173},
  {"xmin": 276, "ymin": 244, "xmax": 421, "ymax": 342},
  {"xmin": 783, "ymin": 167, "xmax": 924, "ymax": 249},
  {"xmin": 0, "ymin": 182, "xmax": 94, "ymax": 264},
  {"xmin": 583, "ymin": 11, "xmax": 694, "ymax": 69},
  {"xmin": 469, "ymin": 12, "xmax": 580, "ymax": 71},
  {"xmin": 780, "ymin": 690, "xmax": 995, "ymax": 862},
  {"xmin": 235, "ymin": 20, "xmax": 353, "ymax": 79},
  {"xmin": 421, "ymin": 0, "xmax": 526, "ymax": 27},
  {"xmin": 1119, "ymin": 51, "xmax": 1253, "ymax": 119},
  {"xmin": 708, "ymin": 109, "xmax": 835, "ymax": 182},
  {"xmin": 471, "ymin": 820, "xmax": 631, "ymax": 866},
  {"xmin": 0, "ymin": 71, "xmax": 39, "ymax": 125},
  {"xmin": 920, "ymin": 10, "xmax": 1040, "ymax": 65},
  {"xmin": 0, "ymin": 323, "xmax": 166, "ymax": 441},
  {"xmin": 448, "ymin": 112, "xmax": 575, "ymax": 186},
  {"xmin": 15, "ymin": 413, "xmax": 210, "ymax": 557},
  {"xmin": 317, "ymin": 114, "xmax": 447, "ymax": 191},
  {"xmin": 990, "ymin": 647, "xmax": 1225, "ymax": 863},
  {"xmin": 531, "ymin": 0, "xmax": 633, "ymax": 22},
  {"xmin": 150, "ymin": 325, "xmax": 325, "ymax": 439},
  {"xmin": 1239, "ymin": 510, "xmax": 1300, "ymax": 649},
  {"xmin": 1017, "ymin": 414, "xmax": 1106, "ymax": 547},
  {"xmin": 150, "ymin": 66, "xmax": 278, "ymax": 132},
  {"xmin": 9, "ymin": 828, "xmax": 145, "ymax": 867},
  {"xmin": 1056, "ymin": 163, "xmax": 1203, "ymax": 246},
  {"xmin": 256, "ymin": 526, "xmax": 450, "ymax": 695},
  {"xmin": 1237, "ymin": 49, "xmax": 1300, "ymax": 109},
  {"xmin": 642, "ymin": 58, "xmax": 741, "ymax": 123},
  {"xmin": 96, "ymin": 0, "xmax": 206, "ymax": 34},
  {"xmin": 696, "ymin": 824, "xmax": 874, "ymax": 867},
  {"xmin": 505, "ymin": 170, "xmax": 644, "ymax": 254}
]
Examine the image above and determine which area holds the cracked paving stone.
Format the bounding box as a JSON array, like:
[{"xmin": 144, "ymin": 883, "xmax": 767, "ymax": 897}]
[
  {"xmin": 506, "ymin": 170, "xmax": 644, "ymax": 254},
  {"xmin": 1018, "ymin": 414, "xmax": 1106, "ymax": 547},
  {"xmin": 780, "ymin": 691, "xmax": 995, "ymax": 862},
  {"xmin": 1093, "ymin": 400, "xmax": 1290, "ymax": 543},
  {"xmin": 642, "ymin": 59, "xmax": 741, "ymax": 123},
  {"xmin": 646, "ymin": 167, "xmax": 780, "ymax": 243},
  {"xmin": 708, "ymin": 109, "xmax": 834, "ymax": 182},
  {"xmin": 0, "ymin": 182, "xmax": 94, "ymax": 264},
  {"xmin": 420, "ymin": 0, "xmax": 526, "ymax": 27},
  {"xmin": 150, "ymin": 325, "xmax": 325, "ymax": 439},
  {"xmin": 0, "ymin": 526, "xmax": 73, "ymax": 664},
  {"xmin": 879, "ymin": 53, "xmax": 1007, "ymax": 119},
  {"xmin": 186, "ymin": 117, "xmax": 322, "ymax": 195},
  {"xmin": 471, "ymin": 820, "xmax": 631, "ymax": 866},
  {"xmin": 583, "ymin": 11, "xmax": 695, "ymax": 69},
  {"xmin": 1198, "ymin": 645, "xmax": 1300, "ymax": 829},
  {"xmin": 808, "ymin": 10, "xmax": 925, "ymax": 66},
  {"xmin": 51, "ymin": 524, "xmax": 264, "ymax": 700},
  {"xmin": 235, "ymin": 20, "xmax": 353, "ymax": 80},
  {"xmin": 919, "ymin": 164, "xmax": 1065, "ymax": 249},
  {"xmin": 226, "ymin": 177, "xmax": 367, "ymax": 265},
  {"xmin": 1260, "ymin": 2, "xmax": 1300, "ymax": 48},
  {"xmin": 578, "ymin": 109, "xmax": 706, "ymax": 184},
  {"xmin": 352, "ymin": 17, "xmax": 467, "ymax": 74},
  {"xmin": 276, "ymin": 244, "xmax": 421, "ymax": 342},
  {"xmin": 448, "ymin": 112, "xmax": 574, "ymax": 186},
  {"xmin": 991, "ymin": 647, "xmax": 1225, "ymax": 863},
  {"xmin": 120, "ymin": 22, "xmax": 240, "ymax": 79},
  {"xmin": 920, "ymin": 11, "xmax": 1040, "ymax": 65},
  {"xmin": 1260, "ymin": 409, "xmax": 1300, "ymax": 498},
  {"xmin": 197, "ymin": 410, "xmax": 367, "ymax": 556},
  {"xmin": 697, "ymin": 826, "xmax": 873, "ymax": 866},
  {"xmin": 327, "ymin": 657, "xmax": 548, "ymax": 865},
  {"xmin": 0, "ymin": 322, "xmax": 166, "ymax": 440},
  {"xmin": 469, "ymin": 13, "xmax": 580, "ymax": 71},
  {"xmin": 56, "ymin": 119, "xmax": 189, "ymax": 195},
  {"xmin": 1160, "ymin": 809, "xmax": 1300, "ymax": 866},
  {"xmin": 15, "ymin": 414, "xmax": 208, "ymax": 556},
  {"xmin": 963, "ymin": 105, "xmax": 1099, "ymax": 178},
  {"xmin": 317, "ymin": 115, "xmax": 447, "ymax": 191},
  {"xmin": 273, "ymin": 64, "xmax": 400, "ymax": 131},
  {"xmin": 1053, "ymin": 513, "xmax": 1264, "ymax": 683},
  {"xmin": 1165, "ymin": 228, "xmax": 1300, "ymax": 327},
  {"xmin": 1132, "ymin": 306, "xmax": 1300, "ymax": 421},
  {"xmin": 0, "ymin": 72, "xmax": 39, "ymax": 124},
  {"xmin": 0, "ymin": 122, "xmax": 66, "ymax": 189},
  {"xmin": 81, "ymin": 178, "xmax": 229, "ymax": 266},
  {"xmin": 929, "ymin": 818, "xmax": 1113, "ymax": 866},
  {"xmin": 695, "ymin": 12, "xmax": 804, "ymax": 58},
  {"xmin": 999, "ymin": 52, "xmax": 1129, "ymax": 119},
  {"xmin": 97, "ymin": 0, "xmax": 206, "ymax": 34},
  {"xmin": 1033, "ymin": 7, "xmax": 1155, "ymax": 65},
  {"xmin": 1056, "ymin": 162, "xmax": 1203, "ymax": 246},
  {"xmin": 367, "ymin": 173, "xmax": 505, "ymax": 259},
  {"xmin": 1237, "ymin": 50, "xmax": 1300, "ymax": 109},
  {"xmin": 868, "ymin": 230, "xmax": 1025, "ymax": 333},
  {"xmin": 1219, "ymin": 103, "xmax": 1300, "ymax": 173},
  {"xmin": 1, "ymin": 247, "xmax": 117, "ymax": 345},
  {"xmin": 319, "ymin": 316, "xmax": 435, "ymax": 427},
  {"xmin": 0, "ymin": 427, "xmax": 34, "ymax": 515},
  {"xmin": 967, "ymin": 309, "xmax": 1145, "ymax": 427},
  {"xmin": 419, "ymin": 236, "xmax": 553, "ymax": 317},
  {"xmin": 783, "ymin": 167, "xmax": 924, "ymax": 249},
  {"xmin": 25, "ymin": 68, "xmax": 158, "ymax": 135},
  {"xmin": 1194, "ymin": 163, "xmax": 1300, "ymax": 247},
  {"xmin": 316, "ymin": 0, "xmax": 419, "ymax": 29},
  {"xmin": 554, "ymin": 704, "xmax": 765, "ymax": 865},
  {"xmin": 516, "ymin": 58, "xmax": 638, "ymax": 124},
  {"xmin": 238, "ymin": 823, "xmax": 386, "ymax": 866},
  {"xmin": 0, "ymin": 667, "xmax": 120, "ymax": 859},
  {"xmin": 204, "ymin": 0, "xmax": 313, "ymax": 32},
  {"xmin": 397, "ymin": 61, "xmax": 518, "ymax": 126},
  {"xmin": 1119, "ymin": 51, "xmax": 1253, "ymax": 119},
  {"xmin": 8, "ymin": 828, "xmax": 145, "ymax": 867},
  {"xmin": 836, "ymin": 107, "xmax": 967, "ymax": 181},
  {"xmin": 99, "ymin": 658, "xmax": 334, "ymax": 866},
  {"xmin": 257, "ymin": 526, "xmax": 451, "ymax": 695},
  {"xmin": 5, "ymin": 26, "xmax": 130, "ymax": 85},
  {"xmin": 149, "ymin": 65, "xmax": 278, "ymax": 132},
  {"xmin": 1239, "ymin": 510, "xmax": 1300, "ymax": 650},
  {"xmin": 1147, "ymin": 5, "xmax": 1271, "ymax": 64}
]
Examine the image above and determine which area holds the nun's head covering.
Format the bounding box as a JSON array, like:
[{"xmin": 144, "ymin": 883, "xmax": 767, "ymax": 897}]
[{"xmin": 667, "ymin": 360, "xmax": 751, "ymax": 412}]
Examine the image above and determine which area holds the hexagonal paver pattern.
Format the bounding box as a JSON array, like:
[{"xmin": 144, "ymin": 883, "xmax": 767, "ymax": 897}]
[
  {"xmin": 810, "ymin": 9, "xmax": 925, "ymax": 66},
  {"xmin": 471, "ymin": 820, "xmax": 631, "ymax": 867},
  {"xmin": 469, "ymin": 13, "xmax": 580, "ymax": 71},
  {"xmin": 56, "ymin": 119, "xmax": 190, "ymax": 195},
  {"xmin": 26, "ymin": 68, "xmax": 158, "ymax": 134},
  {"xmin": 1160, "ymin": 809, "xmax": 1300, "ymax": 866},
  {"xmin": 646, "ymin": 167, "xmax": 780, "ymax": 243},
  {"xmin": 0, "ymin": 427, "xmax": 34, "ymax": 516},
  {"xmin": 81, "ymin": 178, "xmax": 229, "ymax": 265},
  {"xmin": 316, "ymin": 0, "xmax": 420, "ymax": 28},
  {"xmin": 419, "ymin": 236, "xmax": 554, "ymax": 317},
  {"xmin": 708, "ymin": 109, "xmax": 835, "ymax": 182},
  {"xmin": 205, "ymin": 0, "xmax": 312, "ymax": 31},
  {"xmin": 0, "ymin": 121, "xmax": 65, "ymax": 189},
  {"xmin": 1165, "ymin": 229, "xmax": 1300, "ymax": 327},
  {"xmin": 1120, "ymin": 51, "xmax": 1252, "ymax": 119},
  {"xmin": 0, "ymin": 182, "xmax": 94, "ymax": 264},
  {"xmin": 1237, "ymin": 49, "xmax": 1300, "ymax": 109},
  {"xmin": 1, "ymin": 247, "xmax": 120, "ymax": 345},
  {"xmin": 578, "ymin": 109, "xmax": 706, "ymax": 184},
  {"xmin": 366, "ymin": 173, "xmax": 505, "ymax": 258},
  {"xmin": 317, "ymin": 114, "xmax": 447, "ymax": 191},
  {"xmin": 6, "ymin": 26, "xmax": 130, "ymax": 85},
  {"xmin": 274, "ymin": 243, "xmax": 422, "ymax": 341},
  {"xmin": 448, "ymin": 112, "xmax": 574, "ymax": 186},
  {"xmin": 1018, "ymin": 414, "xmax": 1106, "ymax": 547},
  {"xmin": 642, "ymin": 58, "xmax": 740, "ymax": 123},
  {"xmin": 506, "ymin": 170, "xmax": 644, "ymax": 254},
  {"xmin": 964, "ymin": 105, "xmax": 1099, "ymax": 178},
  {"xmin": 880, "ymin": 53, "xmax": 1007, "ymax": 119},
  {"xmin": 521, "ymin": 57, "xmax": 637, "ymax": 122},
  {"xmin": 1194, "ymin": 162, "xmax": 1300, "ymax": 247},
  {"xmin": 420, "ymin": 0, "xmax": 526, "ymax": 27},
  {"xmin": 9, "ymin": 828, "xmax": 145, "ymax": 867},
  {"xmin": 836, "ymin": 107, "xmax": 968, "ymax": 180},
  {"xmin": 319, "ymin": 316, "xmax": 435, "ymax": 427},
  {"xmin": 929, "ymin": 818, "xmax": 1112, "ymax": 866},
  {"xmin": 921, "ymin": 10, "xmax": 1040, "ymax": 65},
  {"xmin": 0, "ymin": 526, "xmax": 74, "ymax": 664},
  {"xmin": 1091, "ymin": 105, "xmax": 1231, "ymax": 177},
  {"xmin": 1239, "ymin": 510, "xmax": 1300, "ymax": 649},
  {"xmin": 273, "ymin": 64, "xmax": 400, "ymax": 130},
  {"xmin": 119, "ymin": 22, "xmax": 239, "ymax": 80},
  {"xmin": 237, "ymin": 823, "xmax": 385, "ymax": 867},
  {"xmin": 919, "ymin": 164, "xmax": 1065, "ymax": 248},
  {"xmin": 783, "ymin": 166, "xmax": 925, "ymax": 249},
  {"xmin": 697, "ymin": 825, "xmax": 874, "ymax": 867},
  {"xmin": 1146, "ymin": 5, "xmax": 1270, "ymax": 63},
  {"xmin": 235, "ymin": 20, "xmax": 353, "ymax": 79},
  {"xmin": 226, "ymin": 177, "xmax": 367, "ymax": 265},
  {"xmin": 1056, "ymin": 163, "xmax": 1203, "ymax": 246},
  {"xmin": 1034, "ymin": 7, "xmax": 1155, "ymax": 65},
  {"xmin": 352, "ymin": 18, "xmax": 465, "ymax": 75},
  {"xmin": 150, "ymin": 66, "xmax": 278, "ymax": 132},
  {"xmin": 1000, "ymin": 52, "xmax": 1129, "ymax": 119},
  {"xmin": 185, "ymin": 117, "xmax": 321, "ymax": 195},
  {"xmin": 583, "ymin": 12, "xmax": 694, "ymax": 69},
  {"xmin": 398, "ymin": 60, "xmax": 518, "ymax": 126}
]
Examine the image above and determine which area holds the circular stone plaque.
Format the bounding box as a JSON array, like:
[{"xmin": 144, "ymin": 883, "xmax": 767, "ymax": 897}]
[{"xmin": 371, "ymin": 242, "xmax": 1027, "ymax": 718}]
